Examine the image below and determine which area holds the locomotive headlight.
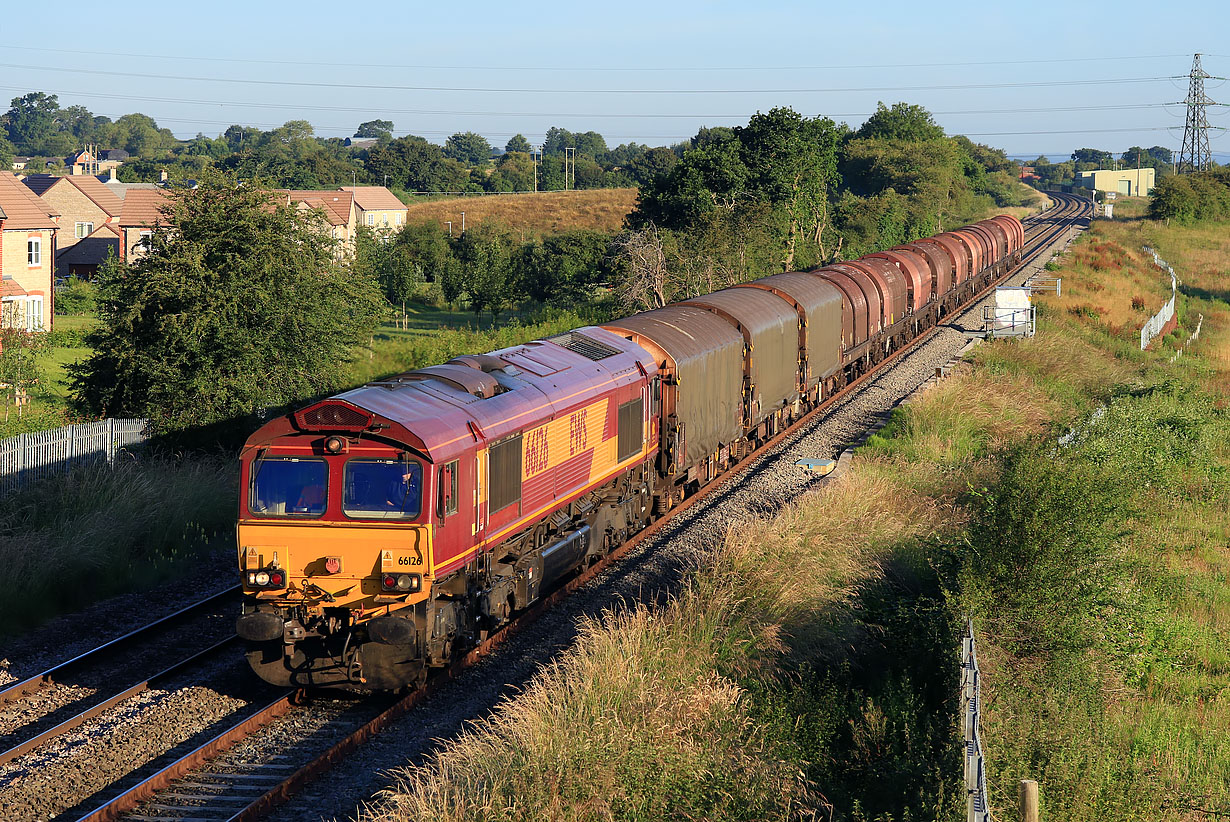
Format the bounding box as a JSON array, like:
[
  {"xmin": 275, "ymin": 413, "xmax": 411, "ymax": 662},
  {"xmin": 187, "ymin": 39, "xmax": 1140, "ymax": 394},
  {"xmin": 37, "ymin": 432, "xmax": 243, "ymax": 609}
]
[
  {"xmin": 382, "ymin": 573, "xmax": 421, "ymax": 593},
  {"xmin": 255, "ymin": 571, "xmax": 271, "ymax": 586}
]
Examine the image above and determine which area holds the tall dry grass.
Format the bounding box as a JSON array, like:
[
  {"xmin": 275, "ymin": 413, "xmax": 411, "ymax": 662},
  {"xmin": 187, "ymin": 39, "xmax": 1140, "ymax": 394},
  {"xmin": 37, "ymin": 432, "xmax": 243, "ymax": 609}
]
[
  {"xmin": 363, "ymin": 464, "xmax": 953, "ymax": 822},
  {"xmin": 402, "ymin": 189, "xmax": 639, "ymax": 237},
  {"xmin": 0, "ymin": 456, "xmax": 236, "ymax": 634}
]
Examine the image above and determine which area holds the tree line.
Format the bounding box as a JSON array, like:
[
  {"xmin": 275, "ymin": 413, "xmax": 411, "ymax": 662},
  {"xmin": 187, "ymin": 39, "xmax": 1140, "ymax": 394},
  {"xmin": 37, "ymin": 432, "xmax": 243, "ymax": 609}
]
[
  {"xmin": 1025, "ymin": 146, "xmax": 1176, "ymax": 190},
  {"xmin": 0, "ymin": 92, "xmax": 675, "ymax": 193}
]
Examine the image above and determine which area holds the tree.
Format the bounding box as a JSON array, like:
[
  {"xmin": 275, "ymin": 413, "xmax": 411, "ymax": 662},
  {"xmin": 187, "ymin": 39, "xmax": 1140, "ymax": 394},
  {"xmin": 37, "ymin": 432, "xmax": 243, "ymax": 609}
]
[
  {"xmin": 368, "ymin": 136, "xmax": 471, "ymax": 192},
  {"xmin": 68, "ymin": 177, "xmax": 386, "ymax": 432},
  {"xmin": 0, "ymin": 133, "xmax": 13, "ymax": 171},
  {"xmin": 354, "ymin": 225, "xmax": 422, "ymax": 307},
  {"xmin": 356, "ymin": 119, "xmax": 394, "ymax": 139},
  {"xmin": 488, "ymin": 151, "xmax": 536, "ymax": 192},
  {"xmin": 0, "ymin": 326, "xmax": 47, "ymax": 422},
  {"xmin": 453, "ymin": 223, "xmax": 520, "ymax": 320},
  {"xmin": 626, "ymin": 147, "xmax": 679, "ymax": 187},
  {"xmin": 443, "ymin": 131, "xmax": 493, "ymax": 166},
  {"xmin": 505, "ymin": 134, "xmax": 532, "ymax": 154},
  {"xmin": 518, "ymin": 230, "xmax": 610, "ymax": 305},
  {"xmin": 4, "ymin": 92, "xmax": 62, "ymax": 155},
  {"xmin": 1071, "ymin": 148, "xmax": 1113, "ymax": 167},
  {"xmin": 856, "ymin": 102, "xmax": 945, "ymax": 142}
]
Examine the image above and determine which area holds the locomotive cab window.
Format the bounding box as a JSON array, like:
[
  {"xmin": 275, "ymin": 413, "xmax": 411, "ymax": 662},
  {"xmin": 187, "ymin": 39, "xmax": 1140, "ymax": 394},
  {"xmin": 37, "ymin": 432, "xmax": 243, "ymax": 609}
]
[
  {"xmin": 249, "ymin": 457, "xmax": 328, "ymax": 517},
  {"xmin": 438, "ymin": 460, "xmax": 459, "ymax": 518},
  {"xmin": 343, "ymin": 459, "xmax": 423, "ymax": 520}
]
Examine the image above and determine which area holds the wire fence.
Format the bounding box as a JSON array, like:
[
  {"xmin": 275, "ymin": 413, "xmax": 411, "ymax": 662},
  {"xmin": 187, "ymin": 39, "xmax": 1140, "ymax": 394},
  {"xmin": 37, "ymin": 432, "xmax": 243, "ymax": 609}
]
[
  {"xmin": 0, "ymin": 418, "xmax": 149, "ymax": 495},
  {"xmin": 1140, "ymin": 246, "xmax": 1178, "ymax": 350},
  {"xmin": 962, "ymin": 618, "xmax": 992, "ymax": 822}
]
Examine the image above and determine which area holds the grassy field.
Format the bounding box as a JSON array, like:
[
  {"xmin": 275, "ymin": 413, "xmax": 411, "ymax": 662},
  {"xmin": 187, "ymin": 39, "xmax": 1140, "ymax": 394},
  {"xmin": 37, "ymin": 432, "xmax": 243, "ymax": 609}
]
[
  {"xmin": 401, "ymin": 188, "xmax": 639, "ymax": 236},
  {"xmin": 358, "ymin": 208, "xmax": 1230, "ymax": 821}
]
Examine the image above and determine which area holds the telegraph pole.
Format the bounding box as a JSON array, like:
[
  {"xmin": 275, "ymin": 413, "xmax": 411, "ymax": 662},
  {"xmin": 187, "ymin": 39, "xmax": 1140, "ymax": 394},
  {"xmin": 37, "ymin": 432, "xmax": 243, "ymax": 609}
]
[
  {"xmin": 565, "ymin": 147, "xmax": 576, "ymax": 191},
  {"xmin": 1177, "ymin": 53, "xmax": 1214, "ymax": 174}
]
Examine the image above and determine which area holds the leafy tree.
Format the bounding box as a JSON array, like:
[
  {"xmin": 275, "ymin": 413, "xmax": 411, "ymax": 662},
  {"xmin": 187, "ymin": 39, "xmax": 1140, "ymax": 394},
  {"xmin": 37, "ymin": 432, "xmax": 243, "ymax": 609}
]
[
  {"xmin": 4, "ymin": 92, "xmax": 76, "ymax": 156},
  {"xmin": 367, "ymin": 136, "xmax": 471, "ymax": 192},
  {"xmin": 517, "ymin": 230, "xmax": 610, "ymax": 305},
  {"xmin": 68, "ymin": 177, "xmax": 386, "ymax": 432},
  {"xmin": 856, "ymin": 102, "xmax": 945, "ymax": 142},
  {"xmin": 487, "ymin": 151, "xmax": 536, "ymax": 192},
  {"xmin": 355, "ymin": 119, "xmax": 394, "ymax": 139},
  {"xmin": 354, "ymin": 225, "xmax": 422, "ymax": 307},
  {"xmin": 443, "ymin": 131, "xmax": 493, "ymax": 166},
  {"xmin": 543, "ymin": 127, "xmax": 608, "ymax": 159},
  {"xmin": 505, "ymin": 134, "xmax": 532, "ymax": 154},
  {"xmin": 0, "ymin": 133, "xmax": 13, "ymax": 170},
  {"xmin": 0, "ymin": 326, "xmax": 47, "ymax": 421},
  {"xmin": 625, "ymin": 147, "xmax": 678, "ymax": 187},
  {"xmin": 1071, "ymin": 148, "xmax": 1113, "ymax": 167},
  {"xmin": 453, "ymin": 223, "xmax": 521, "ymax": 320}
]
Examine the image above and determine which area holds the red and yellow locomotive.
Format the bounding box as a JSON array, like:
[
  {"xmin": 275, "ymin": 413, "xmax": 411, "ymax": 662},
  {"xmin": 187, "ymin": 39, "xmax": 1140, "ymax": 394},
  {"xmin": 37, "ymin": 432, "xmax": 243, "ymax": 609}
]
[{"xmin": 236, "ymin": 329, "xmax": 659, "ymax": 689}]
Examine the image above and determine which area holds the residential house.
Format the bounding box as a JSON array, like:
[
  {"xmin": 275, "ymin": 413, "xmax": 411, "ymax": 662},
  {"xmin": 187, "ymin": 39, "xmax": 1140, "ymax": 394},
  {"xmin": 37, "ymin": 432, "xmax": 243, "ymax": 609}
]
[
  {"xmin": 11, "ymin": 157, "xmax": 30, "ymax": 172},
  {"xmin": 57, "ymin": 223, "xmax": 120, "ymax": 280},
  {"xmin": 22, "ymin": 174, "xmax": 123, "ymax": 273},
  {"xmin": 116, "ymin": 189, "xmax": 170, "ymax": 261},
  {"xmin": 279, "ymin": 189, "xmax": 357, "ymax": 247},
  {"xmin": 0, "ymin": 172, "xmax": 58, "ymax": 331},
  {"xmin": 65, "ymin": 149, "xmax": 100, "ymax": 176},
  {"xmin": 344, "ymin": 137, "xmax": 378, "ymax": 150},
  {"xmin": 341, "ymin": 186, "xmax": 407, "ymax": 232}
]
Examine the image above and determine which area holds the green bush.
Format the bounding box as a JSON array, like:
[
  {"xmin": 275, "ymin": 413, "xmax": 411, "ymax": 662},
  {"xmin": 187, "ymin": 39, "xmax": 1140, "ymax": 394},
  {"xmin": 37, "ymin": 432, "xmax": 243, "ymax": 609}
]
[{"xmin": 54, "ymin": 276, "xmax": 98, "ymax": 315}]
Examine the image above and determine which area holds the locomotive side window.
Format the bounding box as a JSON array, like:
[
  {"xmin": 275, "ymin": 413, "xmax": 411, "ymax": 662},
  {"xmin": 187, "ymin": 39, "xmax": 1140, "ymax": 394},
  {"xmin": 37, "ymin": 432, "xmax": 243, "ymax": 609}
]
[
  {"xmin": 343, "ymin": 459, "xmax": 423, "ymax": 520},
  {"xmin": 617, "ymin": 397, "xmax": 644, "ymax": 462},
  {"xmin": 249, "ymin": 458, "xmax": 328, "ymax": 517},
  {"xmin": 488, "ymin": 434, "xmax": 522, "ymax": 515},
  {"xmin": 438, "ymin": 460, "xmax": 459, "ymax": 518}
]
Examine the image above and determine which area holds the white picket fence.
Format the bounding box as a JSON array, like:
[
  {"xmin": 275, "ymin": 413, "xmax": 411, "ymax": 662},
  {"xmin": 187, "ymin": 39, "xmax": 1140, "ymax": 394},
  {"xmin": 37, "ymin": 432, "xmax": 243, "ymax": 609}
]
[
  {"xmin": 1140, "ymin": 247, "xmax": 1178, "ymax": 350},
  {"xmin": 0, "ymin": 418, "xmax": 149, "ymax": 494}
]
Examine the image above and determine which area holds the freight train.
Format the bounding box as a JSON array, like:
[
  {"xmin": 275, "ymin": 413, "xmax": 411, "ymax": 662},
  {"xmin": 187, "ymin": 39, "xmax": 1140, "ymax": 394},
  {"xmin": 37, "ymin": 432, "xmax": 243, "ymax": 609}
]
[{"xmin": 235, "ymin": 215, "xmax": 1025, "ymax": 690}]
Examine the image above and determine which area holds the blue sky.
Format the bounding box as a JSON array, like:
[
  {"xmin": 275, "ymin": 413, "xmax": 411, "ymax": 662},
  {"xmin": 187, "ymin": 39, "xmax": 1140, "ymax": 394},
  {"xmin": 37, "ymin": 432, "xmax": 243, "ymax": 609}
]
[{"xmin": 2, "ymin": 0, "xmax": 1224, "ymax": 161}]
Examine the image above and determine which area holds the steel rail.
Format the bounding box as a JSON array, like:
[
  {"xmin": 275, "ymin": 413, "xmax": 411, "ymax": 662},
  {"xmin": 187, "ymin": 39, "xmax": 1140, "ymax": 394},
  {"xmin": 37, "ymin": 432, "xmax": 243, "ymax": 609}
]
[
  {"xmin": 72, "ymin": 691, "xmax": 297, "ymax": 822},
  {"xmin": 0, "ymin": 585, "xmax": 240, "ymax": 705},
  {"xmin": 0, "ymin": 635, "xmax": 241, "ymax": 767},
  {"xmin": 78, "ymin": 196, "xmax": 1090, "ymax": 822},
  {"xmin": 215, "ymin": 196, "xmax": 1093, "ymax": 822}
]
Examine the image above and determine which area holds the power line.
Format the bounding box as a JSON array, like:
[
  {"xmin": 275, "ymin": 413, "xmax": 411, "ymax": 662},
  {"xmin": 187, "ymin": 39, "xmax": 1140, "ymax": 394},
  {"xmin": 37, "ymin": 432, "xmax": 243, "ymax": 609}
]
[
  {"xmin": 0, "ymin": 84, "xmax": 1174, "ymax": 122},
  {"xmin": 0, "ymin": 61, "xmax": 1179, "ymax": 94},
  {"xmin": 0, "ymin": 44, "xmax": 1192, "ymax": 73}
]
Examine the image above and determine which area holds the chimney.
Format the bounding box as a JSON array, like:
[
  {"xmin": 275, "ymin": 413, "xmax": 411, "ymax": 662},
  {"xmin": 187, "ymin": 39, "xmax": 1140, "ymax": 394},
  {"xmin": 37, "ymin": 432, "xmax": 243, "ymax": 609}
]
[
  {"xmin": 159, "ymin": 169, "xmax": 168, "ymax": 184},
  {"xmin": 108, "ymin": 167, "xmax": 117, "ymax": 183}
]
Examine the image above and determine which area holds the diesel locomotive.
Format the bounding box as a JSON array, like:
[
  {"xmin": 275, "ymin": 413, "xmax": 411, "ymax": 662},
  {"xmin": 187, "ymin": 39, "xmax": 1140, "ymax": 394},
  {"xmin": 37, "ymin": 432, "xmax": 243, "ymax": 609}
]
[{"xmin": 235, "ymin": 214, "xmax": 1024, "ymax": 690}]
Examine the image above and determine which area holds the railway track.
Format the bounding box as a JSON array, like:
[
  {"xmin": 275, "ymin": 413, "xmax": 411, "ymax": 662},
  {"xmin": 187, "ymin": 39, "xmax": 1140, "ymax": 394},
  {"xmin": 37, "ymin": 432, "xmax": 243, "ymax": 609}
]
[
  {"xmin": 66, "ymin": 194, "xmax": 1091, "ymax": 822},
  {"xmin": 0, "ymin": 587, "xmax": 241, "ymax": 770},
  {"xmin": 0, "ymin": 195, "xmax": 1089, "ymax": 822}
]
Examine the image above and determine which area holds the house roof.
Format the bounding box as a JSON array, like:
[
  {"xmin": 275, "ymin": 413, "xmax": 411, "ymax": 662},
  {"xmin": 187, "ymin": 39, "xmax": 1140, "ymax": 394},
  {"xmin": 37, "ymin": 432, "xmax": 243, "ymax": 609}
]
[
  {"xmin": 22, "ymin": 174, "xmax": 124, "ymax": 217},
  {"xmin": 0, "ymin": 172, "xmax": 59, "ymax": 229},
  {"xmin": 281, "ymin": 189, "xmax": 353, "ymax": 226},
  {"xmin": 341, "ymin": 186, "xmax": 406, "ymax": 212},
  {"xmin": 118, "ymin": 189, "xmax": 171, "ymax": 227},
  {"xmin": 1, "ymin": 278, "xmax": 29, "ymax": 297},
  {"xmin": 90, "ymin": 222, "xmax": 123, "ymax": 238}
]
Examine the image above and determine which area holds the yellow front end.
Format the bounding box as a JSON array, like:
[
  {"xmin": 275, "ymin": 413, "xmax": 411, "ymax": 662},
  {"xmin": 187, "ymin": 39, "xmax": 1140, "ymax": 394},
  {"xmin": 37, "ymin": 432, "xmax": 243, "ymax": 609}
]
[
  {"xmin": 236, "ymin": 520, "xmax": 436, "ymax": 690},
  {"xmin": 238, "ymin": 520, "xmax": 434, "ymax": 614}
]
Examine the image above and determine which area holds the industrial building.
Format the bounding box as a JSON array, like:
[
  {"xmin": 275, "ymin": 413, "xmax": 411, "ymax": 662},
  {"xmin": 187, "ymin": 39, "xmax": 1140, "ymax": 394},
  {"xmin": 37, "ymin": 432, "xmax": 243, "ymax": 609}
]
[{"xmin": 1075, "ymin": 167, "xmax": 1156, "ymax": 197}]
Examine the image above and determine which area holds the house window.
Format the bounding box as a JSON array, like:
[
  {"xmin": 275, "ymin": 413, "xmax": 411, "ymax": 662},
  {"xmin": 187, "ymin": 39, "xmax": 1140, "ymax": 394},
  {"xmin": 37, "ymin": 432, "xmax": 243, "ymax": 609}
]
[
  {"xmin": 27, "ymin": 238, "xmax": 41, "ymax": 265},
  {"xmin": 75, "ymin": 222, "xmax": 94, "ymax": 238},
  {"xmin": 366, "ymin": 213, "xmax": 375, "ymax": 226}
]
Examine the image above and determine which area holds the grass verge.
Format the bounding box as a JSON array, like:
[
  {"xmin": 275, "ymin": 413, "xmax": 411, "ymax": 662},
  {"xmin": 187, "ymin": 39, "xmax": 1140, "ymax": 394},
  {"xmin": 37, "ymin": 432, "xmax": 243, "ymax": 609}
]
[{"xmin": 0, "ymin": 456, "xmax": 236, "ymax": 637}]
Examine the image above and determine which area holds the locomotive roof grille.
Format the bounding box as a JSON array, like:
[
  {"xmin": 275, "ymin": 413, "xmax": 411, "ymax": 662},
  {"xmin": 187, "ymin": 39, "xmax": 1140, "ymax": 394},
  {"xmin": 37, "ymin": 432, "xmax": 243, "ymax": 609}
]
[
  {"xmin": 295, "ymin": 401, "xmax": 373, "ymax": 432},
  {"xmin": 547, "ymin": 331, "xmax": 621, "ymax": 361}
]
